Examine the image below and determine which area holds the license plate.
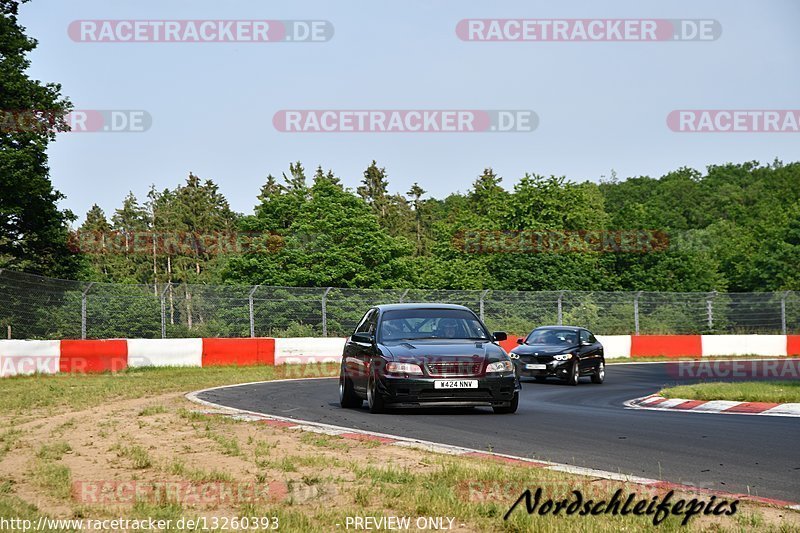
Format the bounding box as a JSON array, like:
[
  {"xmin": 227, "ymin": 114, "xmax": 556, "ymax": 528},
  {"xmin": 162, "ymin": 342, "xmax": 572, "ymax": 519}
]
[
  {"xmin": 525, "ymin": 364, "xmax": 546, "ymax": 370},
  {"xmin": 434, "ymin": 379, "xmax": 478, "ymax": 389}
]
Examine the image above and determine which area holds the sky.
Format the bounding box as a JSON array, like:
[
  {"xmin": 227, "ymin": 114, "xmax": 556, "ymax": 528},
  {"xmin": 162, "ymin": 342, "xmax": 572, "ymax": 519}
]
[{"xmin": 17, "ymin": 0, "xmax": 800, "ymax": 223}]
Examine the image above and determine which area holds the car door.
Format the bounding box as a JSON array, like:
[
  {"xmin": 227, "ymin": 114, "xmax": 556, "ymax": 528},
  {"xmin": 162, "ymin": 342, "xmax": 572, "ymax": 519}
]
[
  {"xmin": 579, "ymin": 329, "xmax": 601, "ymax": 371},
  {"xmin": 346, "ymin": 309, "xmax": 377, "ymax": 392}
]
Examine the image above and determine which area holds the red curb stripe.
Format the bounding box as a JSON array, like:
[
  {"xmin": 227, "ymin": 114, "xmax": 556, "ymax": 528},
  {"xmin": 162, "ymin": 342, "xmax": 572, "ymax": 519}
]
[
  {"xmin": 339, "ymin": 433, "xmax": 397, "ymax": 444},
  {"xmin": 259, "ymin": 419, "xmax": 298, "ymax": 428},
  {"xmin": 723, "ymin": 402, "xmax": 780, "ymax": 414},
  {"xmin": 463, "ymin": 452, "xmax": 549, "ymax": 467},
  {"xmin": 644, "ymin": 397, "xmax": 668, "ymax": 406},
  {"xmin": 673, "ymin": 400, "xmax": 706, "ymax": 410}
]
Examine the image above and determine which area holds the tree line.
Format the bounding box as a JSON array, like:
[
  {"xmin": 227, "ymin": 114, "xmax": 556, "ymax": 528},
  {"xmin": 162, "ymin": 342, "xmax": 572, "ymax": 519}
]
[{"xmin": 68, "ymin": 159, "xmax": 800, "ymax": 293}]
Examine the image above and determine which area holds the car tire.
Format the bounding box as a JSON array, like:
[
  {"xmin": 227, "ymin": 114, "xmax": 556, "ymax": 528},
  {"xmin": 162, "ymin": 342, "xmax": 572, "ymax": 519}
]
[
  {"xmin": 566, "ymin": 360, "xmax": 579, "ymax": 386},
  {"xmin": 493, "ymin": 391, "xmax": 519, "ymax": 414},
  {"xmin": 339, "ymin": 369, "xmax": 362, "ymax": 408},
  {"xmin": 591, "ymin": 361, "xmax": 605, "ymax": 384},
  {"xmin": 366, "ymin": 374, "xmax": 386, "ymax": 414}
]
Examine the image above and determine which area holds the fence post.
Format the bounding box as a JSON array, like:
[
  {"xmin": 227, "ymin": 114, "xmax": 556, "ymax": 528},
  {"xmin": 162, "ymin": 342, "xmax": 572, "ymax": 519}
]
[
  {"xmin": 706, "ymin": 291, "xmax": 717, "ymax": 331},
  {"xmin": 160, "ymin": 282, "xmax": 171, "ymax": 339},
  {"xmin": 321, "ymin": 287, "xmax": 333, "ymax": 337},
  {"xmin": 399, "ymin": 289, "xmax": 409, "ymax": 303},
  {"xmin": 634, "ymin": 291, "xmax": 643, "ymax": 335},
  {"xmin": 248, "ymin": 285, "xmax": 261, "ymax": 338},
  {"xmin": 557, "ymin": 291, "xmax": 564, "ymax": 325},
  {"xmin": 479, "ymin": 289, "xmax": 489, "ymax": 321},
  {"xmin": 781, "ymin": 291, "xmax": 789, "ymax": 335},
  {"xmin": 81, "ymin": 282, "xmax": 94, "ymax": 340}
]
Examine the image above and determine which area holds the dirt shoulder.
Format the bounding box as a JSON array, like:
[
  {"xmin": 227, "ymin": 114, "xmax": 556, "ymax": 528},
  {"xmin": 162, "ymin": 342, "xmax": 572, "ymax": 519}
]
[{"xmin": 0, "ymin": 368, "xmax": 798, "ymax": 532}]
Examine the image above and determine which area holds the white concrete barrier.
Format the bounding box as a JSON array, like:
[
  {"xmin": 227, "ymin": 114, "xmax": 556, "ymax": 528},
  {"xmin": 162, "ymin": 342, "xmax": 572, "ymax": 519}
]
[
  {"xmin": 275, "ymin": 337, "xmax": 345, "ymax": 365},
  {"xmin": 126, "ymin": 338, "xmax": 203, "ymax": 367},
  {"xmin": 701, "ymin": 335, "xmax": 787, "ymax": 357},
  {"xmin": 0, "ymin": 339, "xmax": 60, "ymax": 377},
  {"xmin": 596, "ymin": 335, "xmax": 631, "ymax": 359}
]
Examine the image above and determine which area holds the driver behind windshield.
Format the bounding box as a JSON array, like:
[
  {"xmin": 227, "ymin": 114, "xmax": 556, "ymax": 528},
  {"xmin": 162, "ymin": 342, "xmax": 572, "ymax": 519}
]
[{"xmin": 436, "ymin": 318, "xmax": 460, "ymax": 338}]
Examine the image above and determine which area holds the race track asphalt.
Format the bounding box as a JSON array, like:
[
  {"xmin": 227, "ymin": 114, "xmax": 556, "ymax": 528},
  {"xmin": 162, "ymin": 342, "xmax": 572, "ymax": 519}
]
[{"xmin": 196, "ymin": 360, "xmax": 800, "ymax": 502}]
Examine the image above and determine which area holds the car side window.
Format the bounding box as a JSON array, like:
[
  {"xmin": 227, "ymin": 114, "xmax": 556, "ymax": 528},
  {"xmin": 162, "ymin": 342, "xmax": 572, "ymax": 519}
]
[
  {"xmin": 580, "ymin": 330, "xmax": 590, "ymax": 344},
  {"xmin": 354, "ymin": 310, "xmax": 375, "ymax": 334},
  {"xmin": 588, "ymin": 332, "xmax": 597, "ymax": 343},
  {"xmin": 366, "ymin": 310, "xmax": 378, "ymax": 334}
]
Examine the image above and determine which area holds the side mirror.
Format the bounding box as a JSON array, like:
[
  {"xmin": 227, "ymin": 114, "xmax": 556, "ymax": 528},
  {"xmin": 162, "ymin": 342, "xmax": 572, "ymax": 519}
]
[
  {"xmin": 581, "ymin": 340, "xmax": 591, "ymax": 346},
  {"xmin": 492, "ymin": 331, "xmax": 507, "ymax": 342},
  {"xmin": 352, "ymin": 332, "xmax": 374, "ymax": 344},
  {"xmin": 516, "ymin": 337, "xmax": 525, "ymax": 345}
]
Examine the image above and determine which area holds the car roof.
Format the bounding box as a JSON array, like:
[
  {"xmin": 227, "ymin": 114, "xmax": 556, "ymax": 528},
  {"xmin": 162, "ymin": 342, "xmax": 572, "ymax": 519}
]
[
  {"xmin": 374, "ymin": 303, "xmax": 472, "ymax": 312},
  {"xmin": 532, "ymin": 325, "xmax": 584, "ymax": 331}
]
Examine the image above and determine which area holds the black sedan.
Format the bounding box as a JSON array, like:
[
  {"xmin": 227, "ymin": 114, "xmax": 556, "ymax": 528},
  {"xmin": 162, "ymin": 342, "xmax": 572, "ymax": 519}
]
[
  {"xmin": 509, "ymin": 326, "xmax": 605, "ymax": 385},
  {"xmin": 338, "ymin": 304, "xmax": 520, "ymax": 414}
]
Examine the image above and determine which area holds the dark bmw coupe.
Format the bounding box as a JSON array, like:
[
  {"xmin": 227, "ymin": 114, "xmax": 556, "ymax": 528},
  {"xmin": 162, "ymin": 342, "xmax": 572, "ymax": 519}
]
[
  {"xmin": 509, "ymin": 326, "xmax": 605, "ymax": 385},
  {"xmin": 338, "ymin": 304, "xmax": 520, "ymax": 414}
]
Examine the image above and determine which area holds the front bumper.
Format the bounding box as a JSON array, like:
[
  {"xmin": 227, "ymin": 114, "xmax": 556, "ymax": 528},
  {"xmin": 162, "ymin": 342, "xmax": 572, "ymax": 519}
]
[
  {"xmin": 377, "ymin": 374, "xmax": 518, "ymax": 406},
  {"xmin": 514, "ymin": 358, "xmax": 572, "ymax": 379}
]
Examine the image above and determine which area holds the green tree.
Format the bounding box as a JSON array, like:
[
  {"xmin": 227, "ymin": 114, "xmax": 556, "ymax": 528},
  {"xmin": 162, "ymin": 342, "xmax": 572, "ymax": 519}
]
[{"xmin": 0, "ymin": 0, "xmax": 79, "ymax": 277}]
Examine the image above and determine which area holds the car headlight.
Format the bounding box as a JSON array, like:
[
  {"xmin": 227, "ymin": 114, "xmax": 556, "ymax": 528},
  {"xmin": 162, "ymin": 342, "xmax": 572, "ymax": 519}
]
[
  {"xmin": 553, "ymin": 354, "xmax": 573, "ymax": 361},
  {"xmin": 386, "ymin": 362, "xmax": 423, "ymax": 375},
  {"xmin": 486, "ymin": 360, "xmax": 514, "ymax": 373},
  {"xmin": 509, "ymin": 352, "xmax": 520, "ymax": 359}
]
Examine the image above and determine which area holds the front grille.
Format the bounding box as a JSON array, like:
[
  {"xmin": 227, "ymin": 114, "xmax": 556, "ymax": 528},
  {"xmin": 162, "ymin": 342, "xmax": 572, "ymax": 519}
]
[
  {"xmin": 425, "ymin": 362, "xmax": 482, "ymax": 377},
  {"xmin": 418, "ymin": 389, "xmax": 492, "ymax": 400}
]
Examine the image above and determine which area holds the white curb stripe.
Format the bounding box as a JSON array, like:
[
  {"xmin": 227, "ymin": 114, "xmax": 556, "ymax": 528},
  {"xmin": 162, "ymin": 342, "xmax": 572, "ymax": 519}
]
[
  {"xmin": 761, "ymin": 403, "xmax": 800, "ymax": 416},
  {"xmin": 690, "ymin": 400, "xmax": 743, "ymax": 412},
  {"xmin": 655, "ymin": 398, "xmax": 691, "ymax": 408}
]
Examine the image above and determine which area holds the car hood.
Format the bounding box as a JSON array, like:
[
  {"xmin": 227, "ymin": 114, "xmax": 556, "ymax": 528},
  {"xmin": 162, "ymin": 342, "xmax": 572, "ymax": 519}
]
[
  {"xmin": 380, "ymin": 339, "xmax": 506, "ymax": 364},
  {"xmin": 511, "ymin": 344, "xmax": 577, "ymax": 356}
]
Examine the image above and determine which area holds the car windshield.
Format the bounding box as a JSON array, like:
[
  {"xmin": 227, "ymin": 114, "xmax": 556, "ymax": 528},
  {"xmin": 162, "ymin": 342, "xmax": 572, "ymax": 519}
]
[
  {"xmin": 379, "ymin": 308, "xmax": 491, "ymax": 341},
  {"xmin": 525, "ymin": 329, "xmax": 578, "ymax": 346}
]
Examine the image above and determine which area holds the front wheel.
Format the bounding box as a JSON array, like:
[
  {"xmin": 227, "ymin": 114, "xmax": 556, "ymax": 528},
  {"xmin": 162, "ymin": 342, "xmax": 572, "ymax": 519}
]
[
  {"xmin": 493, "ymin": 391, "xmax": 519, "ymax": 414},
  {"xmin": 566, "ymin": 360, "xmax": 579, "ymax": 386},
  {"xmin": 591, "ymin": 361, "xmax": 605, "ymax": 384},
  {"xmin": 366, "ymin": 374, "xmax": 386, "ymax": 414},
  {"xmin": 339, "ymin": 368, "xmax": 362, "ymax": 408}
]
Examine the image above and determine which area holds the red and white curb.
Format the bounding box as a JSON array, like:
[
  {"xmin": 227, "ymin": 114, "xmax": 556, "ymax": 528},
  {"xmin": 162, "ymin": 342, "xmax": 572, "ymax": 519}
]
[
  {"xmin": 625, "ymin": 394, "xmax": 800, "ymax": 417},
  {"xmin": 186, "ymin": 378, "xmax": 800, "ymax": 511}
]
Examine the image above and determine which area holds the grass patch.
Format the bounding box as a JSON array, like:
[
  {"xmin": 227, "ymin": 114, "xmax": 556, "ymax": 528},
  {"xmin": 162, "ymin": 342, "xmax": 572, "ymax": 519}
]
[
  {"xmin": 0, "ymin": 364, "xmax": 338, "ymax": 416},
  {"xmin": 113, "ymin": 443, "xmax": 152, "ymax": 469},
  {"xmin": 36, "ymin": 441, "xmax": 72, "ymax": 461},
  {"xmin": 205, "ymin": 429, "xmax": 241, "ymax": 456},
  {"xmin": 138, "ymin": 405, "xmax": 167, "ymax": 416},
  {"xmin": 168, "ymin": 460, "xmax": 233, "ymax": 483},
  {"xmin": 32, "ymin": 462, "xmax": 71, "ymax": 499},
  {"xmin": 299, "ymin": 432, "xmax": 348, "ymax": 451},
  {"xmin": 355, "ymin": 465, "xmax": 415, "ymax": 484},
  {"xmin": 661, "ymin": 381, "xmax": 800, "ymax": 403},
  {"xmin": 0, "ymin": 428, "xmax": 22, "ymax": 459}
]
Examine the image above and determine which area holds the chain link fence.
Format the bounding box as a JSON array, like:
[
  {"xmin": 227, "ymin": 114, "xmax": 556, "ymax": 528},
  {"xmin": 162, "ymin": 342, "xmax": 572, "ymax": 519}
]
[{"xmin": 0, "ymin": 269, "xmax": 797, "ymax": 339}]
